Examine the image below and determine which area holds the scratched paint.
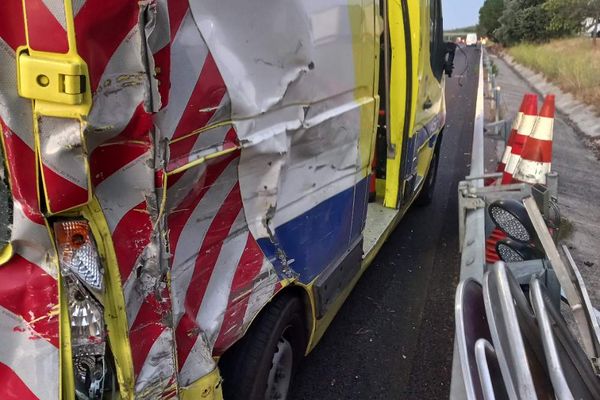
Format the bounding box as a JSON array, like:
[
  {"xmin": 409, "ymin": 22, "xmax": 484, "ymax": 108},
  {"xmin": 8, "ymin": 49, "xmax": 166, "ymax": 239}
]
[{"xmin": 0, "ymin": 0, "xmax": 377, "ymax": 397}]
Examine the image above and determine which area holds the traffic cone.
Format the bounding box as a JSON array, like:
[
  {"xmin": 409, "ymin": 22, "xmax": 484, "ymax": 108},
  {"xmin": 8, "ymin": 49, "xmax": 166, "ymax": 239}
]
[
  {"xmin": 485, "ymin": 227, "xmax": 507, "ymax": 263},
  {"xmin": 501, "ymin": 94, "xmax": 538, "ymax": 184},
  {"xmin": 513, "ymin": 95, "xmax": 555, "ymax": 185},
  {"xmin": 485, "ymin": 93, "xmax": 536, "ymax": 186}
]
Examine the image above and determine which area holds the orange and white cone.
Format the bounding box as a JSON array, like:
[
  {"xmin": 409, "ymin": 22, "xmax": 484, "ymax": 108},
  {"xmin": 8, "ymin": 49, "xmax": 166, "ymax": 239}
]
[
  {"xmin": 513, "ymin": 95, "xmax": 555, "ymax": 185},
  {"xmin": 501, "ymin": 94, "xmax": 538, "ymax": 184},
  {"xmin": 486, "ymin": 93, "xmax": 537, "ymax": 186},
  {"xmin": 499, "ymin": 94, "xmax": 537, "ymax": 173}
]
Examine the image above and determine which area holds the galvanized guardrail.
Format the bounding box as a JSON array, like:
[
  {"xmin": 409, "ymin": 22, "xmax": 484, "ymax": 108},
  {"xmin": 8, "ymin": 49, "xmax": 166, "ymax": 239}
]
[{"xmin": 449, "ymin": 47, "xmax": 600, "ymax": 399}]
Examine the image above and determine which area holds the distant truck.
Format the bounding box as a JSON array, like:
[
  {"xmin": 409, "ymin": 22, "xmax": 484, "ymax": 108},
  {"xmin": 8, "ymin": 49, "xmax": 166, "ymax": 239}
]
[{"xmin": 466, "ymin": 33, "xmax": 478, "ymax": 46}]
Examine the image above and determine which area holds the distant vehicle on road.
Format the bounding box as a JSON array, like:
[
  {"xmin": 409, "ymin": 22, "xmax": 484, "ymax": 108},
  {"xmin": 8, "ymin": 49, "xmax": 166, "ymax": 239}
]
[{"xmin": 466, "ymin": 33, "xmax": 478, "ymax": 46}]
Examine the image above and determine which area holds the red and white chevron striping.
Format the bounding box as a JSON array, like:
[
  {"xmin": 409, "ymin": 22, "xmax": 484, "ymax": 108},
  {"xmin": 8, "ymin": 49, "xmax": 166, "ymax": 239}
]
[{"xmin": 0, "ymin": 1, "xmax": 282, "ymax": 397}]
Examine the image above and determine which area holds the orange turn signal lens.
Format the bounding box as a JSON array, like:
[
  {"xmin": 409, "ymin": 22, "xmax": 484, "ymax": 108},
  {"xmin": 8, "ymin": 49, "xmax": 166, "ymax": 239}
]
[{"xmin": 54, "ymin": 220, "xmax": 103, "ymax": 292}]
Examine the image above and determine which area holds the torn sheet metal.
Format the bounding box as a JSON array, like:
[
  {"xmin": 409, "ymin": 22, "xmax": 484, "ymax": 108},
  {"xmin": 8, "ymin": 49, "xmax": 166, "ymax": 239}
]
[
  {"xmin": 0, "ymin": 4, "xmax": 60, "ymax": 398},
  {"xmin": 189, "ymin": 0, "xmax": 370, "ymax": 284},
  {"xmin": 1, "ymin": 0, "xmax": 378, "ymax": 397},
  {"xmin": 38, "ymin": 117, "xmax": 90, "ymax": 213}
]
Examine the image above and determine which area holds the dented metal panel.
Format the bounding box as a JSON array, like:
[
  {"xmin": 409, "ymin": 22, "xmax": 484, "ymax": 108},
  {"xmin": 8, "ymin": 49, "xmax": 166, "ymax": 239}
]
[
  {"xmin": 0, "ymin": 0, "xmax": 380, "ymax": 397},
  {"xmin": 0, "ymin": 1, "xmax": 60, "ymax": 398}
]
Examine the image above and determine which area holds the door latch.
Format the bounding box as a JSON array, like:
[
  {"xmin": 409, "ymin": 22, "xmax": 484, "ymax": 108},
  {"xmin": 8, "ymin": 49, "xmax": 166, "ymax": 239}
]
[{"xmin": 16, "ymin": 48, "xmax": 88, "ymax": 106}]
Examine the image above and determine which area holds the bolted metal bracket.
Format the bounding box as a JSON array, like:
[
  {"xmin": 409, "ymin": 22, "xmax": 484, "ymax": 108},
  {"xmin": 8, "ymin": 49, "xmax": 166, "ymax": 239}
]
[
  {"xmin": 458, "ymin": 180, "xmax": 486, "ymax": 251},
  {"xmin": 16, "ymin": 47, "xmax": 91, "ymax": 118}
]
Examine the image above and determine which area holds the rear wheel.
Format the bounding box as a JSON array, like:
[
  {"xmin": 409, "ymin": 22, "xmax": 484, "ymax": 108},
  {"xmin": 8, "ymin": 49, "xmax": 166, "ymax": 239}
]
[
  {"xmin": 414, "ymin": 136, "xmax": 442, "ymax": 207},
  {"xmin": 219, "ymin": 294, "xmax": 307, "ymax": 400}
]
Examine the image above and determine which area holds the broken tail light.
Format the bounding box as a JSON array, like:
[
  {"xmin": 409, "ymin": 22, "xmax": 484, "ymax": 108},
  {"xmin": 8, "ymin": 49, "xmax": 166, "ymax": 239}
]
[{"xmin": 55, "ymin": 220, "xmax": 107, "ymax": 399}]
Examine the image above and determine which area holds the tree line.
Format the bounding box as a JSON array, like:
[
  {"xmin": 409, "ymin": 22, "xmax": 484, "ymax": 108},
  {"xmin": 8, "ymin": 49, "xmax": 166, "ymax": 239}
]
[{"xmin": 479, "ymin": 0, "xmax": 600, "ymax": 46}]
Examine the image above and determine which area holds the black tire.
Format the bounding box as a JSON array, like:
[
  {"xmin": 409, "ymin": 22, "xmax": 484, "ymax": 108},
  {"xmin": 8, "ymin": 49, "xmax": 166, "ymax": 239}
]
[
  {"xmin": 219, "ymin": 294, "xmax": 307, "ymax": 400},
  {"xmin": 414, "ymin": 136, "xmax": 442, "ymax": 207}
]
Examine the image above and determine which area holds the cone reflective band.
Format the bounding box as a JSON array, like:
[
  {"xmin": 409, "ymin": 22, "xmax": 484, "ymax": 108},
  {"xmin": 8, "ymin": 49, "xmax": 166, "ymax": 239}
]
[
  {"xmin": 502, "ymin": 94, "xmax": 538, "ymax": 184},
  {"xmin": 500, "ymin": 94, "xmax": 536, "ymax": 171},
  {"xmin": 513, "ymin": 95, "xmax": 555, "ymax": 185}
]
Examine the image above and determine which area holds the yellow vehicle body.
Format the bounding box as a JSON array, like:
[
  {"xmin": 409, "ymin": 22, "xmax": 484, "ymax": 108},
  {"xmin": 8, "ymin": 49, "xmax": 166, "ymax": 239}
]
[{"xmin": 0, "ymin": 0, "xmax": 446, "ymax": 398}]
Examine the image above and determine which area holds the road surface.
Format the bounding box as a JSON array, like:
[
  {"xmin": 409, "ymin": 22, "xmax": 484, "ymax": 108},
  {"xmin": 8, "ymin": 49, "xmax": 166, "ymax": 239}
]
[{"xmin": 290, "ymin": 46, "xmax": 482, "ymax": 400}]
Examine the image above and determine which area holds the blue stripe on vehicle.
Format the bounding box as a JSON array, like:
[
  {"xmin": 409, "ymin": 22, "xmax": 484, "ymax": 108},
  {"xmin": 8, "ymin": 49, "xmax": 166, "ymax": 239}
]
[{"xmin": 257, "ymin": 178, "xmax": 368, "ymax": 283}]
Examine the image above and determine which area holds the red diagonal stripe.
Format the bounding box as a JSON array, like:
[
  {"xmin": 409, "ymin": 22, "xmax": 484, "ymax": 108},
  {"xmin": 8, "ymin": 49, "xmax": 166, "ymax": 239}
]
[
  {"xmin": 112, "ymin": 202, "xmax": 153, "ymax": 283},
  {"xmin": 0, "ymin": 1, "xmax": 26, "ymax": 50},
  {"xmin": 171, "ymin": 53, "xmax": 226, "ymax": 141},
  {"xmin": 90, "ymin": 144, "xmax": 150, "ymax": 188},
  {"xmin": 0, "ymin": 121, "xmax": 44, "ymax": 225},
  {"xmin": 168, "ymin": 127, "xmax": 239, "ymax": 172},
  {"xmin": 41, "ymin": 165, "xmax": 89, "ymax": 212},
  {"xmin": 0, "ymin": 254, "xmax": 59, "ymax": 347},
  {"xmin": 213, "ymin": 234, "xmax": 264, "ymax": 354},
  {"xmin": 168, "ymin": 3, "xmax": 189, "ymax": 40},
  {"xmin": 0, "ymin": 362, "xmax": 39, "ymax": 400},
  {"xmin": 75, "ymin": 0, "xmax": 139, "ymax": 91},
  {"xmin": 175, "ymin": 183, "xmax": 243, "ymax": 369},
  {"xmin": 23, "ymin": 0, "xmax": 68, "ymax": 53},
  {"xmin": 128, "ymin": 288, "xmax": 172, "ymax": 377},
  {"xmin": 166, "ymin": 152, "xmax": 239, "ymax": 255}
]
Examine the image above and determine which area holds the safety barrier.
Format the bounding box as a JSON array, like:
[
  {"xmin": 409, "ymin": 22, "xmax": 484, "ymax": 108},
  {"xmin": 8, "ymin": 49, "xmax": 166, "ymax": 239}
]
[{"xmin": 450, "ymin": 48, "xmax": 600, "ymax": 399}]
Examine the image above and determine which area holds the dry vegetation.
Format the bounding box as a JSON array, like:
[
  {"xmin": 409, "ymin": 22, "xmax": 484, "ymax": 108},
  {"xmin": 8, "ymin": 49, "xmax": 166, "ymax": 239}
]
[{"xmin": 508, "ymin": 38, "xmax": 600, "ymax": 113}]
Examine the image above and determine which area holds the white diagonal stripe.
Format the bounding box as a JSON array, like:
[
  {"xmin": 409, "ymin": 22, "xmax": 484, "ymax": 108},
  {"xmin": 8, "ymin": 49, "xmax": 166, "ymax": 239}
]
[
  {"xmin": 87, "ymin": 24, "xmax": 146, "ymax": 153},
  {"xmin": 38, "ymin": 117, "xmax": 87, "ymax": 188},
  {"xmin": 11, "ymin": 202, "xmax": 57, "ymax": 279},
  {"xmin": 42, "ymin": 0, "xmax": 66, "ymax": 29},
  {"xmin": 180, "ymin": 212, "xmax": 247, "ymax": 385},
  {"xmin": 176, "ymin": 331, "xmax": 214, "ymax": 387},
  {"xmin": 135, "ymin": 328, "xmax": 176, "ymax": 396},
  {"xmin": 0, "ymin": 305, "xmax": 59, "ymax": 400},
  {"xmin": 196, "ymin": 211, "xmax": 247, "ymax": 345},
  {"xmin": 170, "ymin": 159, "xmax": 238, "ymax": 326},
  {"xmin": 72, "ymin": 0, "xmax": 87, "ymax": 16},
  {"xmin": 243, "ymin": 258, "xmax": 278, "ymax": 325},
  {"xmin": 0, "ymin": 39, "xmax": 34, "ymax": 149},
  {"xmin": 95, "ymin": 155, "xmax": 154, "ymax": 232},
  {"xmin": 155, "ymin": 10, "xmax": 209, "ymax": 140}
]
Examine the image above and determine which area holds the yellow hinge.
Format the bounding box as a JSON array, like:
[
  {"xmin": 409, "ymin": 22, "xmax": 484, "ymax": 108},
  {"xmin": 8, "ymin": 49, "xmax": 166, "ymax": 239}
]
[
  {"xmin": 16, "ymin": 48, "xmax": 92, "ymax": 118},
  {"xmin": 17, "ymin": 0, "xmax": 92, "ymax": 119}
]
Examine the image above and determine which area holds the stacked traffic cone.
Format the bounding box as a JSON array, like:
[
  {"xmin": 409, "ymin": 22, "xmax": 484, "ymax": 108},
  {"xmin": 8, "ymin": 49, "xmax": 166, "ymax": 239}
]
[
  {"xmin": 485, "ymin": 227, "xmax": 506, "ymax": 263},
  {"xmin": 485, "ymin": 93, "xmax": 537, "ymax": 186},
  {"xmin": 501, "ymin": 94, "xmax": 538, "ymax": 184},
  {"xmin": 513, "ymin": 95, "xmax": 555, "ymax": 185}
]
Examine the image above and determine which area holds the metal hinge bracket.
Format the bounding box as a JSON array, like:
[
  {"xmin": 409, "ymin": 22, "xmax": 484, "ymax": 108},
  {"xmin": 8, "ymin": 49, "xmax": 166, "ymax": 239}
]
[{"xmin": 16, "ymin": 47, "xmax": 91, "ymax": 118}]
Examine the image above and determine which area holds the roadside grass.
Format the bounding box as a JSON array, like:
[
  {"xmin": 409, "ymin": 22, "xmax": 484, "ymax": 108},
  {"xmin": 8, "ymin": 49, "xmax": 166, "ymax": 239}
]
[{"xmin": 507, "ymin": 38, "xmax": 600, "ymax": 114}]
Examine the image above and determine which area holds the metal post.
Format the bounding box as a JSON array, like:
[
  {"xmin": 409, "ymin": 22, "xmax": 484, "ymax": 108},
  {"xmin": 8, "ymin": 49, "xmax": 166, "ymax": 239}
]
[{"xmin": 546, "ymin": 171, "xmax": 559, "ymax": 200}]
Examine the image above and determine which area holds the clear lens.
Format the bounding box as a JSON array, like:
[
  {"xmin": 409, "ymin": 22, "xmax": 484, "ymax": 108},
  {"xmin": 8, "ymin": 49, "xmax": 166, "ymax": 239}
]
[
  {"xmin": 66, "ymin": 276, "xmax": 105, "ymax": 354},
  {"xmin": 497, "ymin": 243, "xmax": 525, "ymax": 263},
  {"xmin": 55, "ymin": 220, "xmax": 107, "ymax": 400},
  {"xmin": 55, "ymin": 221, "xmax": 103, "ymax": 291},
  {"xmin": 490, "ymin": 206, "xmax": 531, "ymax": 242}
]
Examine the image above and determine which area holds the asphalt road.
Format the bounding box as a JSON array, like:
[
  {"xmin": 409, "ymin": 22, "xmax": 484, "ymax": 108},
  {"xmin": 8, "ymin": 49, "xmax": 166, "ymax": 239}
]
[{"xmin": 290, "ymin": 46, "xmax": 481, "ymax": 400}]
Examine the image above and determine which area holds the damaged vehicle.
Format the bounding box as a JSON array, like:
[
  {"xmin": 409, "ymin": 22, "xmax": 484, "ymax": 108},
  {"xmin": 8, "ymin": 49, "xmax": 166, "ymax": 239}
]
[{"xmin": 0, "ymin": 0, "xmax": 453, "ymax": 399}]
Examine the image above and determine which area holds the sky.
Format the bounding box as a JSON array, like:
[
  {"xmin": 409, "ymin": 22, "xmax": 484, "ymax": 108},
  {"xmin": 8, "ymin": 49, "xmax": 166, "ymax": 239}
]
[{"xmin": 442, "ymin": 0, "xmax": 485, "ymax": 30}]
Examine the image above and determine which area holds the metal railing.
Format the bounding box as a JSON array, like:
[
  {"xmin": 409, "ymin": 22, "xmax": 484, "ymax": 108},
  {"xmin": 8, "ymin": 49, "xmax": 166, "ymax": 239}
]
[{"xmin": 450, "ymin": 47, "xmax": 600, "ymax": 400}]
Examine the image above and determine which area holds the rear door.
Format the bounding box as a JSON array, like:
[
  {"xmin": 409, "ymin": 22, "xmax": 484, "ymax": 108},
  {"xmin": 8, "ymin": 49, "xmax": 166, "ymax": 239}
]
[{"xmin": 401, "ymin": 0, "xmax": 445, "ymax": 202}]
